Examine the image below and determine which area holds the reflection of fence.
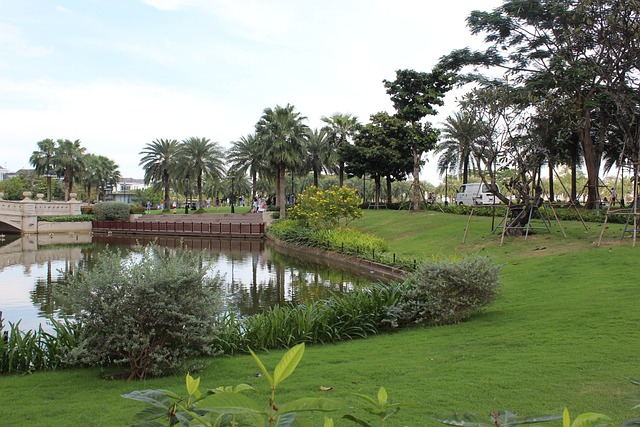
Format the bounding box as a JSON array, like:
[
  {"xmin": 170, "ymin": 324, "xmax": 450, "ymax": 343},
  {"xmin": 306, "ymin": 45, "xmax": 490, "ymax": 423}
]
[{"xmin": 92, "ymin": 220, "xmax": 265, "ymax": 238}]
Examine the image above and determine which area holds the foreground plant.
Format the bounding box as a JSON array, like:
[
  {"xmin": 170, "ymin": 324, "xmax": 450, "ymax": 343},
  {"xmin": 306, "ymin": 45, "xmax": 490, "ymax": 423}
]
[
  {"xmin": 343, "ymin": 386, "xmax": 411, "ymax": 426},
  {"xmin": 123, "ymin": 343, "xmax": 339, "ymax": 426},
  {"xmin": 57, "ymin": 243, "xmax": 222, "ymax": 379}
]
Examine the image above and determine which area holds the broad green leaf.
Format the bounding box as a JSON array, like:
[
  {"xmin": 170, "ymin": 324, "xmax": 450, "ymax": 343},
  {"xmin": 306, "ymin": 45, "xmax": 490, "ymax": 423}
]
[
  {"xmin": 351, "ymin": 392, "xmax": 379, "ymax": 407},
  {"xmin": 275, "ymin": 411, "xmax": 297, "ymax": 427},
  {"xmin": 186, "ymin": 373, "xmax": 200, "ymax": 398},
  {"xmin": 564, "ymin": 408, "xmax": 571, "ymax": 427},
  {"xmin": 201, "ymin": 391, "xmax": 264, "ymax": 414},
  {"xmin": 249, "ymin": 348, "xmax": 274, "ymax": 386},
  {"xmin": 510, "ymin": 414, "xmax": 562, "ymax": 425},
  {"xmin": 377, "ymin": 387, "xmax": 388, "ymax": 406},
  {"xmin": 342, "ymin": 414, "xmax": 373, "ymax": 427},
  {"xmin": 273, "ymin": 343, "xmax": 305, "ymax": 387},
  {"xmin": 279, "ymin": 397, "xmax": 341, "ymax": 414},
  {"xmin": 122, "ymin": 390, "xmax": 176, "ymax": 408},
  {"xmin": 621, "ymin": 417, "xmax": 640, "ymax": 427},
  {"xmin": 324, "ymin": 416, "xmax": 335, "ymax": 427},
  {"xmin": 132, "ymin": 405, "xmax": 168, "ymax": 422},
  {"xmin": 572, "ymin": 413, "xmax": 613, "ymax": 427},
  {"xmin": 435, "ymin": 413, "xmax": 491, "ymax": 427}
]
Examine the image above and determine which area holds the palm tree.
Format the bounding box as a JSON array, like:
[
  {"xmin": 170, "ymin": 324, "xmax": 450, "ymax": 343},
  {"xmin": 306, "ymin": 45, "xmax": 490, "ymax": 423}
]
[
  {"xmin": 435, "ymin": 112, "xmax": 481, "ymax": 184},
  {"xmin": 178, "ymin": 137, "xmax": 226, "ymax": 210},
  {"xmin": 255, "ymin": 104, "xmax": 309, "ymax": 218},
  {"xmin": 227, "ymin": 133, "xmax": 264, "ymax": 200},
  {"xmin": 305, "ymin": 128, "xmax": 332, "ymax": 187},
  {"xmin": 321, "ymin": 113, "xmax": 360, "ymax": 186},
  {"xmin": 53, "ymin": 139, "xmax": 85, "ymax": 201},
  {"xmin": 30, "ymin": 138, "xmax": 57, "ymax": 201},
  {"xmin": 139, "ymin": 139, "xmax": 180, "ymax": 211},
  {"xmin": 82, "ymin": 154, "xmax": 121, "ymax": 202}
]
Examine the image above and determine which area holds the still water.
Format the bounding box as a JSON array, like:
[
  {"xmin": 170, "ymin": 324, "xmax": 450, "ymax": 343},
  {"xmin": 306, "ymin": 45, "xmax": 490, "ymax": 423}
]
[{"xmin": 0, "ymin": 233, "xmax": 378, "ymax": 332}]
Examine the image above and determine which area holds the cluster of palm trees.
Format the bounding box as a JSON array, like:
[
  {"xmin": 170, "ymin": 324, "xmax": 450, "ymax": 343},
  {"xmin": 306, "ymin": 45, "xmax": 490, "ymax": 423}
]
[
  {"xmin": 140, "ymin": 105, "xmax": 360, "ymax": 218},
  {"xmin": 30, "ymin": 138, "xmax": 121, "ymax": 203}
]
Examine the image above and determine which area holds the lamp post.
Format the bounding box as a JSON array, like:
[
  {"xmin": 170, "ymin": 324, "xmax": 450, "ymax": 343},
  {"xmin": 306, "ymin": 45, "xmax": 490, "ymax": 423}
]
[{"xmin": 43, "ymin": 166, "xmax": 56, "ymax": 202}]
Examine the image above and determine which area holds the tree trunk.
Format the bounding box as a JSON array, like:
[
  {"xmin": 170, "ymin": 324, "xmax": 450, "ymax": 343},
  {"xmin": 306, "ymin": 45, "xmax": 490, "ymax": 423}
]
[
  {"xmin": 163, "ymin": 172, "xmax": 171, "ymax": 211},
  {"xmin": 548, "ymin": 159, "xmax": 554, "ymax": 202},
  {"xmin": 374, "ymin": 175, "xmax": 381, "ymax": 208},
  {"xmin": 339, "ymin": 162, "xmax": 345, "ymax": 187},
  {"xmin": 385, "ymin": 176, "xmax": 392, "ymax": 203},
  {"xmin": 412, "ymin": 145, "xmax": 421, "ymax": 212},
  {"xmin": 197, "ymin": 173, "xmax": 204, "ymax": 210},
  {"xmin": 571, "ymin": 142, "xmax": 578, "ymax": 204},
  {"xmin": 278, "ymin": 164, "xmax": 286, "ymax": 218},
  {"xmin": 313, "ymin": 169, "xmax": 319, "ymax": 187}
]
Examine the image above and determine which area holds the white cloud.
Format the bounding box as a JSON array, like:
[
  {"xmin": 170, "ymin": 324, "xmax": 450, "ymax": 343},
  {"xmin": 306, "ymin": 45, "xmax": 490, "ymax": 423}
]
[{"xmin": 0, "ymin": 24, "xmax": 53, "ymax": 57}]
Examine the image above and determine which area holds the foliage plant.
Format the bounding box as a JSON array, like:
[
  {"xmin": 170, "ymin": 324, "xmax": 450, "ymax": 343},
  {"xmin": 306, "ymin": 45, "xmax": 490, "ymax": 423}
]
[
  {"xmin": 343, "ymin": 386, "xmax": 412, "ymax": 426},
  {"xmin": 436, "ymin": 410, "xmax": 561, "ymax": 427},
  {"xmin": 123, "ymin": 343, "xmax": 340, "ymax": 426},
  {"xmin": 37, "ymin": 214, "xmax": 95, "ymax": 222},
  {"xmin": 0, "ymin": 317, "xmax": 80, "ymax": 374},
  {"xmin": 268, "ymin": 220, "xmax": 387, "ymax": 257},
  {"xmin": 214, "ymin": 283, "xmax": 404, "ymax": 354},
  {"xmin": 289, "ymin": 186, "xmax": 363, "ymax": 229},
  {"xmin": 388, "ymin": 256, "xmax": 501, "ymax": 326},
  {"xmin": 92, "ymin": 201, "xmax": 132, "ymax": 221},
  {"xmin": 56, "ymin": 244, "xmax": 222, "ymax": 379}
]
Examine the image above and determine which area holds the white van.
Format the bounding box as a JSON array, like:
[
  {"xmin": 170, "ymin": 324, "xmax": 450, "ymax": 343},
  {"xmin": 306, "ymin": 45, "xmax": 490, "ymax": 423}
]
[{"xmin": 456, "ymin": 183, "xmax": 499, "ymax": 205}]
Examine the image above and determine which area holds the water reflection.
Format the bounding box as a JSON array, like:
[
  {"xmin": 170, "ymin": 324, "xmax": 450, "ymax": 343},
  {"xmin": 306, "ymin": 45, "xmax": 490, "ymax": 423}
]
[{"xmin": 0, "ymin": 234, "xmax": 376, "ymax": 330}]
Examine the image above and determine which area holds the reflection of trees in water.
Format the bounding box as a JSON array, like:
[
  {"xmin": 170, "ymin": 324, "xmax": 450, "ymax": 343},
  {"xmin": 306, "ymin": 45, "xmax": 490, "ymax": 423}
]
[
  {"xmin": 26, "ymin": 235, "xmax": 376, "ymax": 322},
  {"xmin": 29, "ymin": 258, "xmax": 77, "ymax": 319}
]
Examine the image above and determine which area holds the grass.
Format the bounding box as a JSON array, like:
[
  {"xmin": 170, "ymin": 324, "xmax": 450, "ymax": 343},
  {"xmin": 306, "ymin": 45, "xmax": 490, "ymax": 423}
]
[{"xmin": 1, "ymin": 209, "xmax": 638, "ymax": 426}]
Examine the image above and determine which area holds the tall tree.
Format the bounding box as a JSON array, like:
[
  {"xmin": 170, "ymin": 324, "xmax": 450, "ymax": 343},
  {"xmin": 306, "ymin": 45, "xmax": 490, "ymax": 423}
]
[
  {"xmin": 321, "ymin": 113, "xmax": 360, "ymax": 186},
  {"xmin": 344, "ymin": 112, "xmax": 413, "ymax": 206},
  {"xmin": 227, "ymin": 133, "xmax": 264, "ymax": 200},
  {"xmin": 53, "ymin": 139, "xmax": 85, "ymax": 201},
  {"xmin": 255, "ymin": 104, "xmax": 309, "ymax": 218},
  {"xmin": 178, "ymin": 137, "xmax": 226, "ymax": 210},
  {"xmin": 139, "ymin": 139, "xmax": 180, "ymax": 211},
  {"xmin": 30, "ymin": 138, "xmax": 57, "ymax": 201},
  {"xmin": 439, "ymin": 0, "xmax": 640, "ymax": 208},
  {"xmin": 435, "ymin": 112, "xmax": 481, "ymax": 184},
  {"xmin": 384, "ymin": 69, "xmax": 450, "ymax": 211},
  {"xmin": 305, "ymin": 128, "xmax": 333, "ymax": 187}
]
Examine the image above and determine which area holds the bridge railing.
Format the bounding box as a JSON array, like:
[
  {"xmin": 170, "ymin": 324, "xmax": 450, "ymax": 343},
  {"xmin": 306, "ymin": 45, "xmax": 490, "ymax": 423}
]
[{"xmin": 92, "ymin": 220, "xmax": 265, "ymax": 237}]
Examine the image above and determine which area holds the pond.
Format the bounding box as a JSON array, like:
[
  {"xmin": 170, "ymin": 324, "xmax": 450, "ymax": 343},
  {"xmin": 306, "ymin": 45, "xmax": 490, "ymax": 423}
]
[{"xmin": 0, "ymin": 233, "xmax": 381, "ymax": 332}]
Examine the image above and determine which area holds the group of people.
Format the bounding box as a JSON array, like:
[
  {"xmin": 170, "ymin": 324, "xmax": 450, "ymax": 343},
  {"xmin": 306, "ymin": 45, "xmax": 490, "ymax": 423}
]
[{"xmin": 252, "ymin": 196, "xmax": 268, "ymax": 213}]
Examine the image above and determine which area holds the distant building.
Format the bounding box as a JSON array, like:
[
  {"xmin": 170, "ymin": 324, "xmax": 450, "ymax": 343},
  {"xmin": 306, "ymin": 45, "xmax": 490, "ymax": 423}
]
[
  {"xmin": 0, "ymin": 164, "xmax": 9, "ymax": 181},
  {"xmin": 111, "ymin": 177, "xmax": 150, "ymax": 204}
]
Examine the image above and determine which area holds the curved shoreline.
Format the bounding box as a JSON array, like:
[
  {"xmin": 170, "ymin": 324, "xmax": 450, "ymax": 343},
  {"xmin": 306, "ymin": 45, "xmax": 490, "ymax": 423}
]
[{"xmin": 265, "ymin": 232, "xmax": 407, "ymax": 282}]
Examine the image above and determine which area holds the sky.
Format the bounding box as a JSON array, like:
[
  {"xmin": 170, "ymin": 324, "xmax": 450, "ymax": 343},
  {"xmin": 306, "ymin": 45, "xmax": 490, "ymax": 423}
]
[{"xmin": 0, "ymin": 0, "xmax": 503, "ymax": 184}]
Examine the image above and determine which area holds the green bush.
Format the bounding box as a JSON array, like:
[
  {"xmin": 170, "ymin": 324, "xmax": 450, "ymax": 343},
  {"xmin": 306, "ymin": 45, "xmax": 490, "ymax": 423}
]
[
  {"xmin": 37, "ymin": 214, "xmax": 95, "ymax": 222},
  {"xmin": 268, "ymin": 219, "xmax": 388, "ymax": 257},
  {"xmin": 0, "ymin": 318, "xmax": 81, "ymax": 374},
  {"xmin": 92, "ymin": 201, "xmax": 131, "ymax": 221},
  {"xmin": 388, "ymin": 256, "xmax": 501, "ymax": 326},
  {"xmin": 214, "ymin": 284, "xmax": 404, "ymax": 354},
  {"xmin": 56, "ymin": 244, "xmax": 223, "ymax": 379},
  {"xmin": 130, "ymin": 204, "xmax": 145, "ymax": 215}
]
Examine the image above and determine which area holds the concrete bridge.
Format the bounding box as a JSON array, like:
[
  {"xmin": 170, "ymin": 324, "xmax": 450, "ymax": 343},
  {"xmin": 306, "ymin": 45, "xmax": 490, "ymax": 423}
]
[{"xmin": 0, "ymin": 192, "xmax": 83, "ymax": 234}]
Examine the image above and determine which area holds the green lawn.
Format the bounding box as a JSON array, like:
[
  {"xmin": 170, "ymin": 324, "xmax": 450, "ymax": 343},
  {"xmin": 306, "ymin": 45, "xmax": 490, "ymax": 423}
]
[{"xmin": 1, "ymin": 209, "xmax": 638, "ymax": 426}]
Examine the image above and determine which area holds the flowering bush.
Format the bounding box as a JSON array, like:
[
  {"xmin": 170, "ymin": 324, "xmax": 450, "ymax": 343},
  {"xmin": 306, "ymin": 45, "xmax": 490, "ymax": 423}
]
[{"xmin": 289, "ymin": 186, "xmax": 362, "ymax": 229}]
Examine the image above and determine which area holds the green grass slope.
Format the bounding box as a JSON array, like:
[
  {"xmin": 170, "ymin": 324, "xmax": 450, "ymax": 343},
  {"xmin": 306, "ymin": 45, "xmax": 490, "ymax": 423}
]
[{"xmin": 0, "ymin": 210, "xmax": 638, "ymax": 426}]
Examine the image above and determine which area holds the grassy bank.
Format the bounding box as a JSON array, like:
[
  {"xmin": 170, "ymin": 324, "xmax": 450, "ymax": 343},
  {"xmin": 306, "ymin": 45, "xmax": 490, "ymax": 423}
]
[{"xmin": 1, "ymin": 209, "xmax": 638, "ymax": 425}]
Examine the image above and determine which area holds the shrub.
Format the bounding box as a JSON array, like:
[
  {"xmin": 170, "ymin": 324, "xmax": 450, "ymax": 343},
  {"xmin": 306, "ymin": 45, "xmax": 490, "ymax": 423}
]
[
  {"xmin": 0, "ymin": 318, "xmax": 81, "ymax": 374},
  {"xmin": 56, "ymin": 244, "xmax": 222, "ymax": 379},
  {"xmin": 268, "ymin": 219, "xmax": 387, "ymax": 257},
  {"xmin": 130, "ymin": 204, "xmax": 145, "ymax": 215},
  {"xmin": 92, "ymin": 201, "xmax": 131, "ymax": 221},
  {"xmin": 289, "ymin": 186, "xmax": 362, "ymax": 229},
  {"xmin": 37, "ymin": 214, "xmax": 95, "ymax": 222},
  {"xmin": 388, "ymin": 256, "xmax": 501, "ymax": 327}
]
